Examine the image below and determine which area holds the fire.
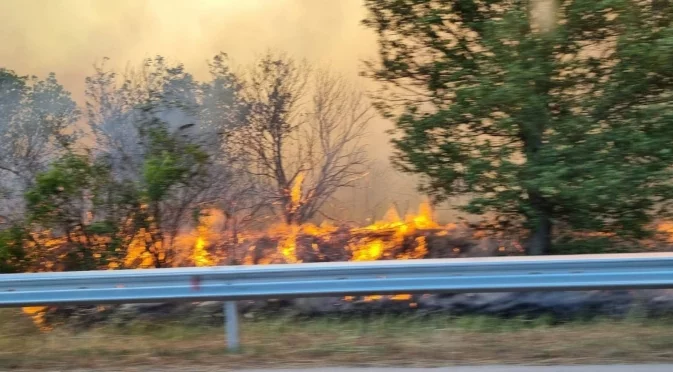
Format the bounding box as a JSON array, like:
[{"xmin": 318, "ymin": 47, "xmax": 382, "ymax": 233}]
[
  {"xmin": 289, "ymin": 172, "xmax": 304, "ymax": 213},
  {"xmin": 351, "ymin": 239, "xmax": 384, "ymax": 261},
  {"xmin": 173, "ymin": 199, "xmax": 441, "ymax": 265},
  {"xmin": 658, "ymin": 222, "xmax": 673, "ymax": 243},
  {"xmin": 193, "ymin": 227, "xmax": 213, "ymax": 267},
  {"xmin": 275, "ymin": 223, "xmax": 301, "ymax": 263},
  {"xmin": 348, "ymin": 201, "xmax": 438, "ymax": 262},
  {"xmin": 192, "ymin": 210, "xmax": 221, "ymax": 266},
  {"xmin": 21, "ymin": 198, "xmax": 447, "ymax": 329},
  {"xmin": 21, "ymin": 306, "xmax": 51, "ymax": 331},
  {"xmin": 412, "ymin": 201, "xmax": 437, "ymax": 229},
  {"xmin": 125, "ymin": 228, "xmax": 157, "ymax": 268}
]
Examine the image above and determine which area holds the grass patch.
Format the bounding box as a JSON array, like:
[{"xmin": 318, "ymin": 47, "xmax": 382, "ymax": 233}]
[{"xmin": 2, "ymin": 308, "xmax": 673, "ymax": 369}]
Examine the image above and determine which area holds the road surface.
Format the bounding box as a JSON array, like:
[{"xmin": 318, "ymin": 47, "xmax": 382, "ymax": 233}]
[
  {"xmin": 59, "ymin": 366, "xmax": 673, "ymax": 372},
  {"xmin": 246, "ymin": 368, "xmax": 673, "ymax": 372}
]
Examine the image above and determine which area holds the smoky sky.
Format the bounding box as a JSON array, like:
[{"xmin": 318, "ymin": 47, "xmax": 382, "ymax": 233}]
[
  {"xmin": 0, "ymin": 0, "xmax": 472, "ymax": 221},
  {"xmin": 1, "ymin": 1, "xmax": 372, "ymax": 93},
  {"xmin": 0, "ymin": 0, "xmax": 393, "ymax": 153}
]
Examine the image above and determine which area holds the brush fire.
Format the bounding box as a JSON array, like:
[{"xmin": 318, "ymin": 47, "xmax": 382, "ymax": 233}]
[
  {"xmin": 18, "ymin": 176, "xmax": 673, "ymax": 326},
  {"xmin": 172, "ymin": 173, "xmax": 475, "ymax": 268}
]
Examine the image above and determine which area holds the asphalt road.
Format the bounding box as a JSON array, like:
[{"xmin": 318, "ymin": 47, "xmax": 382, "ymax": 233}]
[
  {"xmin": 238, "ymin": 368, "xmax": 673, "ymax": 372},
  {"xmin": 59, "ymin": 366, "xmax": 673, "ymax": 372}
]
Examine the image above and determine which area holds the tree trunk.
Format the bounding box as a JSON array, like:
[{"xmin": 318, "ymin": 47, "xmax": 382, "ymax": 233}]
[{"xmin": 526, "ymin": 194, "xmax": 552, "ymax": 255}]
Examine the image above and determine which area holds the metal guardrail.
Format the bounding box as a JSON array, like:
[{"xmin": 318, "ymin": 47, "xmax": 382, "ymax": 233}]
[{"xmin": 2, "ymin": 253, "xmax": 673, "ymax": 350}]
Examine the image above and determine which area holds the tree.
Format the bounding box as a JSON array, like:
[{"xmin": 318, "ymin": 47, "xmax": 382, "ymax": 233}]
[
  {"xmin": 85, "ymin": 56, "xmax": 200, "ymax": 180},
  {"xmin": 0, "ymin": 225, "xmax": 28, "ymax": 273},
  {"xmin": 84, "ymin": 55, "xmax": 251, "ymax": 267},
  {"xmin": 199, "ymin": 53, "xmax": 268, "ymax": 241},
  {"xmin": 24, "ymin": 153, "xmax": 139, "ymax": 271},
  {"xmin": 0, "ymin": 69, "xmax": 80, "ymax": 220},
  {"xmin": 236, "ymin": 52, "xmax": 373, "ymax": 225},
  {"xmin": 138, "ymin": 117, "xmax": 211, "ymax": 267},
  {"xmin": 363, "ymin": 0, "xmax": 673, "ymax": 254}
]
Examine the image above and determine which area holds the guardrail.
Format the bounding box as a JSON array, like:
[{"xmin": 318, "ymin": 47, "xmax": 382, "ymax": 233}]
[{"xmin": 2, "ymin": 253, "xmax": 673, "ymax": 350}]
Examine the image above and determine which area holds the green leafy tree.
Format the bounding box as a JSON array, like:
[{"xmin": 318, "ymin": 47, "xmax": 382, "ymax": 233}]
[
  {"xmin": 84, "ymin": 55, "xmax": 238, "ymax": 267},
  {"xmin": 17, "ymin": 129, "xmax": 209, "ymax": 271},
  {"xmin": 363, "ymin": 0, "xmax": 673, "ymax": 254},
  {"xmin": 24, "ymin": 153, "xmax": 140, "ymax": 271},
  {"xmin": 0, "ymin": 225, "xmax": 28, "ymax": 273},
  {"xmin": 135, "ymin": 116, "xmax": 211, "ymax": 267},
  {"xmin": 0, "ymin": 68, "xmax": 80, "ymax": 224}
]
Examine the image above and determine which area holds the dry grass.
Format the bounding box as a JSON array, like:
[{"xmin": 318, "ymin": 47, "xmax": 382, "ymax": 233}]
[{"xmin": 2, "ymin": 309, "xmax": 673, "ymax": 370}]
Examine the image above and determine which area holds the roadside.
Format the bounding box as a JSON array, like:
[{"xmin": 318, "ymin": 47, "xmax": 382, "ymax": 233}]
[
  {"xmin": 26, "ymin": 367, "xmax": 673, "ymax": 372},
  {"xmin": 3, "ymin": 309, "xmax": 673, "ymax": 370}
]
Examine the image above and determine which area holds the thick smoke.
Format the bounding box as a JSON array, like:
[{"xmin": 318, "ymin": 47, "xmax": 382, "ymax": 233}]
[{"xmin": 0, "ymin": 0, "xmax": 468, "ymax": 223}]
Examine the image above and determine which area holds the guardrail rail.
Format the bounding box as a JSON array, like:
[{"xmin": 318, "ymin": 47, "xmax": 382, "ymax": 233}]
[{"xmin": 2, "ymin": 253, "xmax": 673, "ymax": 350}]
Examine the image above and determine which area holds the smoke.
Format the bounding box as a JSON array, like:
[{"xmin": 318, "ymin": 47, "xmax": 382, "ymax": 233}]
[
  {"xmin": 0, "ymin": 0, "xmax": 375, "ymax": 100},
  {"xmin": 0, "ymin": 0, "xmax": 468, "ymax": 222}
]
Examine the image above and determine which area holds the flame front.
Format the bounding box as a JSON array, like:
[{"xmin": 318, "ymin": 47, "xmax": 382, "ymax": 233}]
[
  {"xmin": 22, "ymin": 197, "xmax": 673, "ymax": 329},
  {"xmin": 21, "ymin": 200, "xmax": 446, "ymax": 327},
  {"xmin": 349, "ymin": 201, "xmax": 438, "ymax": 262},
  {"xmin": 179, "ymin": 200, "xmax": 442, "ymax": 265}
]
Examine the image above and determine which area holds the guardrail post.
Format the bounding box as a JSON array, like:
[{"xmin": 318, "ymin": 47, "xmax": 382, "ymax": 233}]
[{"xmin": 224, "ymin": 301, "xmax": 240, "ymax": 351}]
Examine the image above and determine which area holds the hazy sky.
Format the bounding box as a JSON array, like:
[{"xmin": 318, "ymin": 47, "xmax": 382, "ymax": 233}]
[
  {"xmin": 0, "ymin": 0, "xmax": 468, "ymax": 220},
  {"xmin": 0, "ymin": 0, "xmax": 376, "ymax": 97},
  {"xmin": 0, "ymin": 0, "xmax": 393, "ymax": 148}
]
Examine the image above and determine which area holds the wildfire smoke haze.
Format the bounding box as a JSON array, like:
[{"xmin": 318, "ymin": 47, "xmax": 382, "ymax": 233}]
[
  {"xmin": 5, "ymin": 0, "xmax": 673, "ymax": 331},
  {"xmin": 0, "ymin": 0, "xmax": 465, "ymax": 223},
  {"xmin": 3, "ymin": 0, "xmax": 673, "ymax": 270}
]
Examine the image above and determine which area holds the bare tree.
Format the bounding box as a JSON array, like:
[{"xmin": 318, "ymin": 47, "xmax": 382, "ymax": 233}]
[{"xmin": 235, "ymin": 52, "xmax": 373, "ymax": 225}]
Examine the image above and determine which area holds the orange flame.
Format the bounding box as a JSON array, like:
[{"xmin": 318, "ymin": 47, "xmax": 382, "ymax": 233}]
[
  {"xmin": 658, "ymin": 222, "xmax": 673, "ymax": 243},
  {"xmin": 290, "ymin": 172, "xmax": 304, "ymax": 211},
  {"xmin": 22, "ymin": 199, "xmax": 451, "ymax": 329},
  {"xmin": 192, "ymin": 227, "xmax": 213, "ymax": 267},
  {"xmin": 192, "ymin": 210, "xmax": 222, "ymax": 266},
  {"xmin": 125, "ymin": 228, "xmax": 156, "ymax": 268},
  {"xmin": 348, "ymin": 201, "xmax": 437, "ymax": 262},
  {"xmin": 146, "ymin": 198, "xmax": 443, "ymax": 268},
  {"xmin": 276, "ymin": 223, "xmax": 301, "ymax": 263}
]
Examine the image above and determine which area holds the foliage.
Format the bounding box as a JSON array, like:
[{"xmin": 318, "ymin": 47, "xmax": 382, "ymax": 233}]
[
  {"xmin": 548, "ymin": 235, "xmax": 630, "ymax": 255},
  {"xmin": 0, "ymin": 225, "xmax": 28, "ymax": 273},
  {"xmin": 0, "ymin": 68, "xmax": 80, "ymax": 220},
  {"xmin": 142, "ymin": 125, "xmax": 209, "ymax": 203},
  {"xmin": 23, "ymin": 153, "xmax": 136, "ymax": 271},
  {"xmin": 134, "ymin": 120, "xmax": 211, "ymax": 267},
  {"xmin": 26, "ymin": 154, "xmax": 105, "ymax": 225},
  {"xmin": 363, "ymin": 0, "xmax": 673, "ymax": 254},
  {"xmin": 83, "ymin": 54, "xmax": 252, "ymax": 266}
]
